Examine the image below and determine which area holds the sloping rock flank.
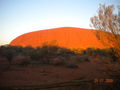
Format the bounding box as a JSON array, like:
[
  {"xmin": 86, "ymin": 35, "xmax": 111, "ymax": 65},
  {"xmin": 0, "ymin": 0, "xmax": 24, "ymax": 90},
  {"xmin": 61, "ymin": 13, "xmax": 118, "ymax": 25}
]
[{"xmin": 10, "ymin": 27, "xmax": 105, "ymax": 49}]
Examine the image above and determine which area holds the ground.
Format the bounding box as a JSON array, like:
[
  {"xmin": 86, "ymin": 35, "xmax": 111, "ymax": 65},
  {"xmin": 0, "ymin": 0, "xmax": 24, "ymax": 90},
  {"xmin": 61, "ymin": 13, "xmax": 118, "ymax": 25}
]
[{"xmin": 0, "ymin": 62, "xmax": 114, "ymax": 86}]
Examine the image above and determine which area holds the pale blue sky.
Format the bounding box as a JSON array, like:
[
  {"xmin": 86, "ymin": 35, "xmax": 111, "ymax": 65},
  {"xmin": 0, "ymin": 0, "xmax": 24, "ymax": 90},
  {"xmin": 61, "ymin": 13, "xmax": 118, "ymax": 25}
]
[{"xmin": 0, "ymin": 0, "xmax": 119, "ymax": 45}]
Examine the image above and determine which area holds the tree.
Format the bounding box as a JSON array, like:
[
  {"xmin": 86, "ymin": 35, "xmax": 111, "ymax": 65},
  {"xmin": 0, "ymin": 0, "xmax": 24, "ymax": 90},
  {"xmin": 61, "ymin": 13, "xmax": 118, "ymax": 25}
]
[{"xmin": 90, "ymin": 4, "xmax": 120, "ymax": 59}]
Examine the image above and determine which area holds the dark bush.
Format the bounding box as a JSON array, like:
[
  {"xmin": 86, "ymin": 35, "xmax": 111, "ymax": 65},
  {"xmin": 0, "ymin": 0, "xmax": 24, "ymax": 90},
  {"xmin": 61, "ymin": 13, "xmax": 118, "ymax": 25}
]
[
  {"xmin": 51, "ymin": 56, "xmax": 66, "ymax": 66},
  {"xmin": 19, "ymin": 61, "xmax": 30, "ymax": 66},
  {"xmin": 76, "ymin": 55, "xmax": 90, "ymax": 62},
  {"xmin": 66, "ymin": 64, "xmax": 79, "ymax": 68},
  {"xmin": 56, "ymin": 48, "xmax": 75, "ymax": 57},
  {"xmin": 0, "ymin": 46, "xmax": 17, "ymax": 64},
  {"xmin": 80, "ymin": 48, "xmax": 118, "ymax": 62},
  {"xmin": 82, "ymin": 48, "xmax": 108, "ymax": 56},
  {"xmin": 0, "ymin": 45, "xmax": 119, "ymax": 67}
]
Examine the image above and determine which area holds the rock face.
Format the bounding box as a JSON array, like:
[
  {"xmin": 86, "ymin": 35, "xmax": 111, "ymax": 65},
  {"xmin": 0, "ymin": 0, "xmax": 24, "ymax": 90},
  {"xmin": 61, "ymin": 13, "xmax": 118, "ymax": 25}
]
[{"xmin": 10, "ymin": 27, "xmax": 105, "ymax": 49}]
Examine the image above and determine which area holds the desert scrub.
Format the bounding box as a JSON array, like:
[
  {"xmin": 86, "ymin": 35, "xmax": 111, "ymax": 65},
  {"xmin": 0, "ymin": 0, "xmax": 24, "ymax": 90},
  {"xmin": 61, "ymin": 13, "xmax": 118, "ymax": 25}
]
[{"xmin": 65, "ymin": 64, "xmax": 79, "ymax": 68}]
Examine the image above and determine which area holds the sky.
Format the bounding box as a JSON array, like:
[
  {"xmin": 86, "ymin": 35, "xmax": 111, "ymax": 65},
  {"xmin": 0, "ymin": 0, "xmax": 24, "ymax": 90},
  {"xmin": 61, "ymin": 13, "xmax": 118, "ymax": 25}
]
[{"xmin": 0, "ymin": 0, "xmax": 119, "ymax": 45}]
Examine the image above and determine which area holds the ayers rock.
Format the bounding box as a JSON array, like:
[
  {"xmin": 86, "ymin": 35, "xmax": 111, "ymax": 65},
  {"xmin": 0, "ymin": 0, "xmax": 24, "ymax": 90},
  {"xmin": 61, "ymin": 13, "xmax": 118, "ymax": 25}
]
[{"xmin": 10, "ymin": 27, "xmax": 106, "ymax": 49}]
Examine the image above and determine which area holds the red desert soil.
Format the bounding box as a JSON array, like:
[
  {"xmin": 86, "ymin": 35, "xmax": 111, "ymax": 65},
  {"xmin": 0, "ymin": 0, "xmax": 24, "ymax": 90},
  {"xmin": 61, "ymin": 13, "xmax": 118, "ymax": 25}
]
[
  {"xmin": 10, "ymin": 27, "xmax": 106, "ymax": 49},
  {"xmin": 0, "ymin": 63, "xmax": 110, "ymax": 86}
]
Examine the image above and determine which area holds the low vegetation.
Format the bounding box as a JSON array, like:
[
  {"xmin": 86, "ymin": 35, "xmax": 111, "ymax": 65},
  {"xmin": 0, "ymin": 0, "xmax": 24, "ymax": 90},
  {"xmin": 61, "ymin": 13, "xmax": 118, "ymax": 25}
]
[
  {"xmin": 0, "ymin": 45, "xmax": 119, "ymax": 67},
  {"xmin": 0, "ymin": 45, "xmax": 119, "ymax": 78}
]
